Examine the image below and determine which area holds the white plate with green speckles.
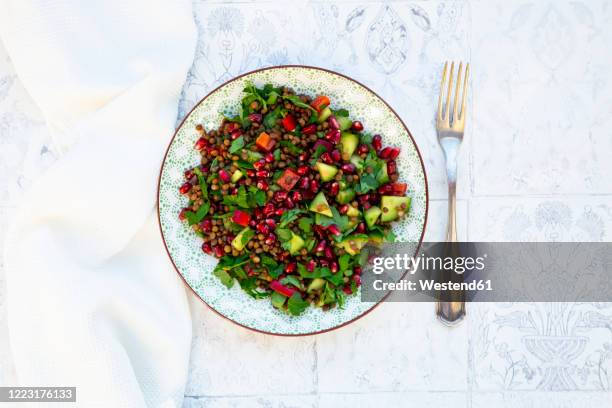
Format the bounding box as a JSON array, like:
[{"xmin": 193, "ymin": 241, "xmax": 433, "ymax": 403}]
[{"xmin": 157, "ymin": 66, "xmax": 428, "ymax": 336}]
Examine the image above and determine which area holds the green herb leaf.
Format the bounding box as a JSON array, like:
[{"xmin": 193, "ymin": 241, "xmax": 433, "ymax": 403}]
[
  {"xmin": 184, "ymin": 202, "xmax": 210, "ymax": 225},
  {"xmin": 281, "ymin": 275, "xmax": 305, "ymax": 291},
  {"xmin": 279, "ymin": 209, "xmax": 305, "ymax": 228},
  {"xmin": 333, "ymin": 108, "xmax": 350, "ymax": 117},
  {"xmin": 279, "ymin": 140, "xmax": 304, "ymax": 155},
  {"xmin": 213, "ymin": 268, "xmax": 234, "ymax": 288},
  {"xmin": 263, "ymin": 106, "xmax": 285, "ymax": 129},
  {"xmin": 275, "ymin": 228, "xmax": 293, "ymax": 242},
  {"xmin": 229, "ymin": 136, "xmax": 245, "ymax": 154},
  {"xmin": 282, "ymin": 94, "xmax": 317, "ymax": 112},
  {"xmin": 239, "ymin": 277, "xmax": 269, "ymax": 299},
  {"xmin": 298, "ymin": 217, "xmax": 313, "ymax": 233},
  {"xmin": 287, "ymin": 293, "xmax": 309, "ymax": 316}
]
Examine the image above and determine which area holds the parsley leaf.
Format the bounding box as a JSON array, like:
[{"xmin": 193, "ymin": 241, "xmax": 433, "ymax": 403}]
[
  {"xmin": 229, "ymin": 136, "xmax": 245, "ymax": 154},
  {"xmin": 279, "ymin": 140, "xmax": 304, "ymax": 155},
  {"xmin": 298, "ymin": 217, "xmax": 313, "ymax": 233},
  {"xmin": 279, "ymin": 208, "xmax": 305, "ymax": 228},
  {"xmin": 263, "ymin": 106, "xmax": 285, "ymax": 129},
  {"xmin": 282, "ymin": 95, "xmax": 317, "ymax": 112},
  {"xmin": 223, "ymin": 186, "xmax": 250, "ymax": 208},
  {"xmin": 183, "ymin": 202, "xmax": 210, "ymax": 225},
  {"xmin": 287, "ymin": 293, "xmax": 309, "ymax": 316},
  {"xmin": 281, "ymin": 275, "xmax": 305, "ymax": 291}
]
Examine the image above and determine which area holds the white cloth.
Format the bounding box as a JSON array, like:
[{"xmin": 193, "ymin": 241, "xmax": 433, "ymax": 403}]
[{"xmin": 0, "ymin": 1, "xmax": 197, "ymax": 406}]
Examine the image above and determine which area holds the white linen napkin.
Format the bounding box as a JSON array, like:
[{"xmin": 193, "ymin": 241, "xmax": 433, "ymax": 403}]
[{"xmin": 0, "ymin": 1, "xmax": 197, "ymax": 406}]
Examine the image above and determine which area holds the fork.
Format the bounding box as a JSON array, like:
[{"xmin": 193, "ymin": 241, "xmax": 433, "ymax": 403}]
[{"xmin": 435, "ymin": 61, "xmax": 469, "ymax": 326}]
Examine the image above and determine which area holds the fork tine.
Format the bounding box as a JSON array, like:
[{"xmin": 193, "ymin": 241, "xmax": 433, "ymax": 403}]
[
  {"xmin": 437, "ymin": 62, "xmax": 448, "ymax": 120},
  {"xmin": 445, "ymin": 62, "xmax": 455, "ymax": 121},
  {"xmin": 452, "ymin": 62, "xmax": 463, "ymax": 123},
  {"xmin": 460, "ymin": 63, "xmax": 469, "ymax": 120}
]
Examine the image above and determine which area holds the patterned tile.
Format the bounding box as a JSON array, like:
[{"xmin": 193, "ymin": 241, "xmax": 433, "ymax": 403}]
[
  {"xmin": 183, "ymin": 395, "xmax": 317, "ymax": 408},
  {"xmin": 182, "ymin": 1, "xmax": 472, "ymax": 200},
  {"xmin": 320, "ymin": 391, "xmax": 467, "ymax": 408},
  {"xmin": 316, "ymin": 302, "xmax": 467, "ymax": 393},
  {"xmin": 470, "ymin": 0, "xmax": 612, "ymax": 197},
  {"xmin": 185, "ymin": 294, "xmax": 317, "ymax": 397},
  {"xmin": 471, "ymin": 391, "xmax": 612, "ymax": 408}
]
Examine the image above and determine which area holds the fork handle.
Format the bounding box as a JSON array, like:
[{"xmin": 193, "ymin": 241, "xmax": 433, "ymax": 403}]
[{"xmin": 436, "ymin": 182, "xmax": 466, "ymax": 325}]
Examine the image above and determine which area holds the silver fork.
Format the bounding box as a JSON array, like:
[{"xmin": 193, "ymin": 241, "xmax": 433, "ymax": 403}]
[{"xmin": 435, "ymin": 61, "xmax": 469, "ymax": 326}]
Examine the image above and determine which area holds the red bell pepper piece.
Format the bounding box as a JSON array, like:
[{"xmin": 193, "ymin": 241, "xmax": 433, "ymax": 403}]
[
  {"xmin": 311, "ymin": 95, "xmax": 330, "ymax": 112},
  {"xmin": 276, "ymin": 168, "xmax": 300, "ymax": 191},
  {"xmin": 281, "ymin": 114, "xmax": 297, "ymax": 132},
  {"xmin": 232, "ymin": 210, "xmax": 251, "ymax": 227},
  {"xmin": 270, "ymin": 280, "xmax": 296, "ymax": 297},
  {"xmin": 255, "ymin": 132, "xmax": 276, "ymax": 151}
]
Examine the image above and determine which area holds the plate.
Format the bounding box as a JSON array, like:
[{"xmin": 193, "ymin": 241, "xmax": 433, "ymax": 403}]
[{"xmin": 158, "ymin": 66, "xmax": 428, "ymax": 335}]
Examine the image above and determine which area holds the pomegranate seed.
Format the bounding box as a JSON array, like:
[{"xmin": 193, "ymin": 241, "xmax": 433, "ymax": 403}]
[
  {"xmin": 330, "ymin": 262, "xmax": 339, "ymax": 273},
  {"xmin": 303, "ymin": 190, "xmax": 315, "ymax": 200},
  {"xmin": 256, "ymin": 170, "xmax": 270, "ymax": 178},
  {"xmin": 356, "ymin": 222, "xmax": 366, "ymax": 233},
  {"xmin": 274, "ymin": 208, "xmax": 285, "ymax": 216},
  {"xmin": 286, "ymin": 262, "xmax": 296, "ymax": 273},
  {"xmin": 324, "ymin": 129, "xmax": 341, "ymax": 144},
  {"xmin": 263, "ymin": 203, "xmax": 275, "ymax": 216},
  {"xmin": 328, "ymin": 116, "xmax": 340, "ymax": 130},
  {"xmin": 313, "ymin": 140, "xmax": 333, "ymax": 153},
  {"xmin": 309, "ymin": 179, "xmax": 319, "ymax": 192},
  {"xmin": 249, "ymin": 219, "xmax": 257, "ymax": 227},
  {"xmin": 265, "ymin": 218, "xmax": 276, "ymax": 228},
  {"xmin": 351, "ymin": 121, "xmax": 364, "ymax": 132},
  {"xmin": 339, "ymin": 204, "xmax": 349, "ymax": 214},
  {"xmin": 253, "ymin": 208, "xmax": 263, "ymax": 218},
  {"xmin": 264, "ymin": 234, "xmax": 277, "ymax": 245},
  {"xmin": 184, "ymin": 169, "xmax": 194, "ymax": 180},
  {"xmin": 275, "ymin": 191, "xmax": 288, "ymax": 201},
  {"xmin": 285, "ymin": 197, "xmax": 295, "ymax": 208},
  {"xmin": 341, "ymin": 163, "xmax": 355, "ymax": 173},
  {"xmin": 319, "ymin": 260, "xmax": 329, "ymax": 267},
  {"xmin": 256, "ymin": 180, "xmax": 269, "ymax": 191},
  {"xmin": 256, "ymin": 223, "xmax": 270, "ymax": 234},
  {"xmin": 357, "ymin": 144, "xmax": 369, "ymax": 155},
  {"xmin": 354, "ymin": 266, "xmax": 362, "ymax": 275},
  {"xmin": 230, "ymin": 129, "xmax": 243, "ymax": 140},
  {"xmin": 299, "ymin": 177, "xmax": 310, "ymax": 190},
  {"xmin": 302, "ymin": 124, "xmax": 317, "ymax": 135},
  {"xmin": 389, "ymin": 147, "xmax": 400, "ymax": 159},
  {"xmin": 225, "ymin": 122, "xmax": 239, "ymax": 133},
  {"xmin": 320, "ymin": 152, "xmax": 333, "ymax": 164},
  {"xmin": 358, "ymin": 194, "xmax": 370, "ymax": 204},
  {"xmin": 330, "ymin": 149, "xmax": 341, "ymax": 162},
  {"xmin": 354, "ymin": 275, "xmax": 362, "ymax": 286},
  {"xmin": 378, "ymin": 184, "xmax": 393, "ymax": 194},
  {"xmin": 248, "ymin": 113, "xmax": 262, "ymax": 123},
  {"xmin": 327, "ymin": 224, "xmax": 341, "ymax": 236},
  {"xmin": 220, "ymin": 169, "xmax": 232, "ymax": 183},
  {"xmin": 330, "ymin": 182, "xmax": 340, "ymax": 196},
  {"xmin": 202, "ymin": 243, "xmax": 212, "ymax": 254},
  {"xmin": 213, "ymin": 246, "xmax": 224, "ymax": 258},
  {"xmin": 291, "ymin": 191, "xmax": 303, "ymax": 201},
  {"xmin": 200, "ymin": 219, "xmax": 213, "ymax": 231},
  {"xmin": 343, "ymin": 285, "xmax": 353, "ymax": 295},
  {"xmin": 230, "ymin": 187, "xmax": 238, "ymax": 195},
  {"xmin": 372, "ymin": 134, "xmax": 382, "ymax": 151},
  {"xmin": 379, "ymin": 147, "xmax": 393, "ymax": 159},
  {"xmin": 362, "ymin": 202, "xmax": 371, "ymax": 210},
  {"xmin": 246, "ymin": 169, "xmax": 255, "ymax": 177},
  {"xmin": 264, "ymin": 153, "xmax": 274, "ymax": 163},
  {"xmin": 315, "ymin": 240, "xmax": 327, "ymax": 252},
  {"xmin": 307, "ymin": 260, "xmax": 317, "ymax": 272},
  {"xmin": 194, "ymin": 137, "xmax": 207, "ymax": 150},
  {"xmin": 387, "ymin": 160, "xmax": 397, "ymax": 175},
  {"xmin": 253, "ymin": 160, "xmax": 266, "ymax": 170},
  {"xmin": 179, "ymin": 182, "xmax": 192, "ymax": 194},
  {"xmin": 179, "ymin": 208, "xmax": 187, "ymax": 220},
  {"xmin": 324, "ymin": 246, "xmax": 334, "ymax": 259},
  {"xmin": 198, "ymin": 164, "xmax": 209, "ymax": 174},
  {"xmin": 298, "ymin": 152, "xmax": 309, "ymax": 162},
  {"xmin": 296, "ymin": 165, "xmax": 310, "ymax": 176}
]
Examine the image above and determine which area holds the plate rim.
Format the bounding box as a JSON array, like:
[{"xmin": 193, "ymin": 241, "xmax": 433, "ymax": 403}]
[{"xmin": 156, "ymin": 65, "xmax": 430, "ymax": 336}]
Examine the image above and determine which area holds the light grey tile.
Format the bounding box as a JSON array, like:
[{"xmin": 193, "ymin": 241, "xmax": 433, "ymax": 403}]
[
  {"xmin": 424, "ymin": 199, "xmax": 468, "ymax": 242},
  {"xmin": 185, "ymin": 294, "xmax": 317, "ymax": 397},
  {"xmin": 316, "ymin": 302, "xmax": 467, "ymax": 393},
  {"xmin": 320, "ymin": 391, "xmax": 466, "ymax": 408},
  {"xmin": 471, "ymin": 391, "xmax": 612, "ymax": 408},
  {"xmin": 470, "ymin": 1, "xmax": 612, "ymax": 197},
  {"xmin": 183, "ymin": 395, "xmax": 317, "ymax": 408}
]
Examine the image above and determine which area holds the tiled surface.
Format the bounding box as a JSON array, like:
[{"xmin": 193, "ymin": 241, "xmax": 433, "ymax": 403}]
[{"xmin": 1, "ymin": 0, "xmax": 612, "ymax": 407}]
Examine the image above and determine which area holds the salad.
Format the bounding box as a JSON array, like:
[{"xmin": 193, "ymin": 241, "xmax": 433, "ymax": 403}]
[{"xmin": 178, "ymin": 83, "xmax": 410, "ymax": 316}]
